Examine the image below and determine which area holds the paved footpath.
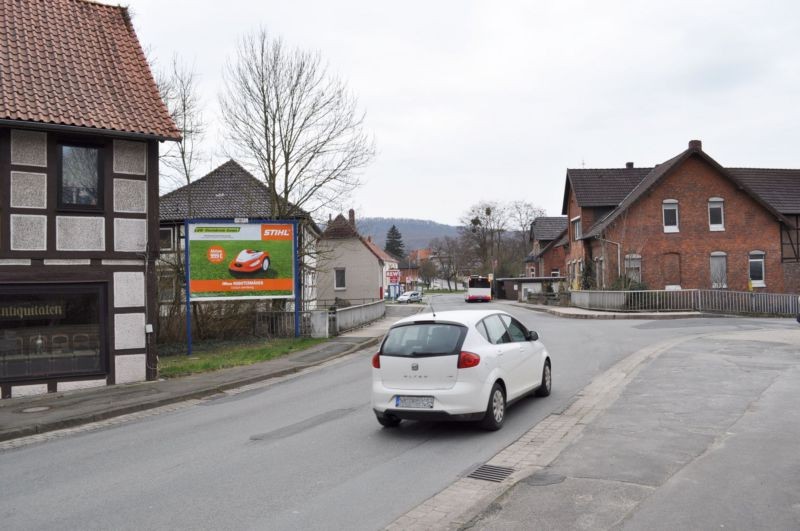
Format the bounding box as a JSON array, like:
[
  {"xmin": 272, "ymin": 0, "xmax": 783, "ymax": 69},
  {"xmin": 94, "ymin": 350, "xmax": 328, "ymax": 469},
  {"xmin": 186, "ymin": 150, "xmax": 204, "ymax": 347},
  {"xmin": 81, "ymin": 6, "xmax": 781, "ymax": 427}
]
[{"xmin": 389, "ymin": 325, "xmax": 800, "ymax": 530}]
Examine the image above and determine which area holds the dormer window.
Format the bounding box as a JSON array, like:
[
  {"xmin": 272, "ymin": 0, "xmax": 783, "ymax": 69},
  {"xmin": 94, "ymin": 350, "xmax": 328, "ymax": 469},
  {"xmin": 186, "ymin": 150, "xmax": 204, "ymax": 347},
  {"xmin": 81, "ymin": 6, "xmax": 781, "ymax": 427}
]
[
  {"xmin": 708, "ymin": 198, "xmax": 725, "ymax": 231},
  {"xmin": 662, "ymin": 200, "xmax": 679, "ymax": 233}
]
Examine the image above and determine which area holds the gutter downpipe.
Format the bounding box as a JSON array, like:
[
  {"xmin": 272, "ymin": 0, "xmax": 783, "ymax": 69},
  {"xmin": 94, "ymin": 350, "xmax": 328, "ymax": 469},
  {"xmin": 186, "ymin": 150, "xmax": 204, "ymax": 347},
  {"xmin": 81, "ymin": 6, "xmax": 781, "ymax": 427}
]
[{"xmin": 594, "ymin": 235, "xmax": 622, "ymax": 277}]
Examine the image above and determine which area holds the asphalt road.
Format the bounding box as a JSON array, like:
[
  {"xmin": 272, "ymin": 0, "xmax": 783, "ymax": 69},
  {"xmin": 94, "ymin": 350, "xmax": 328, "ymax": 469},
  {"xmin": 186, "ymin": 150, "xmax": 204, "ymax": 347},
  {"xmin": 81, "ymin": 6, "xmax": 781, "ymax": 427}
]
[{"xmin": 0, "ymin": 294, "xmax": 792, "ymax": 530}]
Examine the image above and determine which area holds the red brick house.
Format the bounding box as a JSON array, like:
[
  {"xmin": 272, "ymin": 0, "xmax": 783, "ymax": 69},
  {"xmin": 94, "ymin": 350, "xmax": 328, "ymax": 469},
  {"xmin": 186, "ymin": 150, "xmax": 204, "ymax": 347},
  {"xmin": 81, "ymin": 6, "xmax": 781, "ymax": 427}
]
[
  {"xmin": 525, "ymin": 217, "xmax": 567, "ymax": 277},
  {"xmin": 562, "ymin": 140, "xmax": 800, "ymax": 293},
  {"xmin": 0, "ymin": 0, "xmax": 179, "ymax": 398}
]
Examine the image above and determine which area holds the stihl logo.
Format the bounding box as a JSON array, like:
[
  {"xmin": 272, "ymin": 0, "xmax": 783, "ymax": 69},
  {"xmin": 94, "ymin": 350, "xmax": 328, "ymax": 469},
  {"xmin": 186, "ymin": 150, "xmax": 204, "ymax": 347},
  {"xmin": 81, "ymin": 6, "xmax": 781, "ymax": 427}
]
[{"xmin": 263, "ymin": 229, "xmax": 290, "ymax": 237}]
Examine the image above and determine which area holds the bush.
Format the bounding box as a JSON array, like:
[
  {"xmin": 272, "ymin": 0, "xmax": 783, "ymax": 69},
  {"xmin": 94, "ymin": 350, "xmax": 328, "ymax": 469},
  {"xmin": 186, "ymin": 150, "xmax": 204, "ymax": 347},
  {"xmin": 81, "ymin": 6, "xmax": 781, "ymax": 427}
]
[{"xmin": 609, "ymin": 276, "xmax": 649, "ymax": 291}]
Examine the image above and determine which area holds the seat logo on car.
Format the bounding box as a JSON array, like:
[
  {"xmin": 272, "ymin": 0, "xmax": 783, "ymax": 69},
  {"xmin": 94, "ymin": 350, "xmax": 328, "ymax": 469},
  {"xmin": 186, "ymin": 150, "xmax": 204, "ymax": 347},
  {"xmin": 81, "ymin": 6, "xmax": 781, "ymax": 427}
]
[{"xmin": 411, "ymin": 363, "xmax": 419, "ymax": 371}]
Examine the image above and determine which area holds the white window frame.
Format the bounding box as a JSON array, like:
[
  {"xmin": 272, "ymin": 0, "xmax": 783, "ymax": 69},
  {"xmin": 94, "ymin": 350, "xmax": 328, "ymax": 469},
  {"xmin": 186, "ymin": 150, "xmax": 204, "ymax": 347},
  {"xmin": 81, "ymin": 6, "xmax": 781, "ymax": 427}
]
[
  {"xmin": 571, "ymin": 216, "xmax": 582, "ymax": 240},
  {"xmin": 748, "ymin": 251, "xmax": 765, "ymax": 288},
  {"xmin": 551, "ymin": 269, "xmax": 560, "ymax": 277},
  {"xmin": 710, "ymin": 251, "xmax": 727, "ymax": 289},
  {"xmin": 624, "ymin": 254, "xmax": 642, "ymax": 283},
  {"xmin": 334, "ymin": 268, "xmax": 346, "ymax": 290},
  {"xmin": 708, "ymin": 197, "xmax": 725, "ymax": 232},
  {"xmin": 159, "ymin": 226, "xmax": 174, "ymax": 251},
  {"xmin": 662, "ymin": 199, "xmax": 679, "ymax": 233}
]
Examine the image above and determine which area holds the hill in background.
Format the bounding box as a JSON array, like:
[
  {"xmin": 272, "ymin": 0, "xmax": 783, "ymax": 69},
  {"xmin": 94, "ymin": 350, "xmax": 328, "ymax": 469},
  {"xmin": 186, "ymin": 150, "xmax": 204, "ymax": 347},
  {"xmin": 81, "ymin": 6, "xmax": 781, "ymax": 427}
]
[{"xmin": 355, "ymin": 217, "xmax": 460, "ymax": 250}]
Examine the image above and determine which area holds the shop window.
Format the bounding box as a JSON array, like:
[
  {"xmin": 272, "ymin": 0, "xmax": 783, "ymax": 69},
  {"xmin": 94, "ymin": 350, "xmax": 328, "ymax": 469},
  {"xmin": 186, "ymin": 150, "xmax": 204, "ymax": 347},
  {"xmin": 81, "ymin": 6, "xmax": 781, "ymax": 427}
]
[
  {"xmin": 334, "ymin": 268, "xmax": 346, "ymax": 290},
  {"xmin": 58, "ymin": 144, "xmax": 103, "ymax": 210},
  {"xmin": 662, "ymin": 199, "xmax": 679, "ymax": 233},
  {"xmin": 749, "ymin": 251, "xmax": 765, "ymax": 288},
  {"xmin": 710, "ymin": 252, "xmax": 727, "ymax": 288},
  {"xmin": 708, "ymin": 198, "xmax": 725, "ymax": 231},
  {"xmin": 0, "ymin": 284, "xmax": 106, "ymax": 382}
]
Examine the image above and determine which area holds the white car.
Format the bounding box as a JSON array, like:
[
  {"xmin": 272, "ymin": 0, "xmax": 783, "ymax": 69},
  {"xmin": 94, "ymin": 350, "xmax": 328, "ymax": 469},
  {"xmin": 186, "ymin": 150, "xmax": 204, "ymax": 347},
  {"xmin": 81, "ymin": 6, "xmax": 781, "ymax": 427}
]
[
  {"xmin": 371, "ymin": 309, "xmax": 551, "ymax": 430},
  {"xmin": 396, "ymin": 291, "xmax": 422, "ymax": 303}
]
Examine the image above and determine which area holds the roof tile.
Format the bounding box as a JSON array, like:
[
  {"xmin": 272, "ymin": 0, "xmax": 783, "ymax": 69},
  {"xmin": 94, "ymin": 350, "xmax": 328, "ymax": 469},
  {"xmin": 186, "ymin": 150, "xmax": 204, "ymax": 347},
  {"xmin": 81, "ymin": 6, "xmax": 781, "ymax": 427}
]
[{"xmin": 0, "ymin": 0, "xmax": 179, "ymax": 139}]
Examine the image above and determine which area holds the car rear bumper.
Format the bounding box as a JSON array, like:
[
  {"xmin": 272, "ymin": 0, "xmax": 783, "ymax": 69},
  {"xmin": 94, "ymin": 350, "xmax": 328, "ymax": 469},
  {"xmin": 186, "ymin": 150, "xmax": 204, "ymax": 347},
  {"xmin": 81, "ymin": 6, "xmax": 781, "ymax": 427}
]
[
  {"xmin": 375, "ymin": 409, "xmax": 484, "ymax": 422},
  {"xmin": 371, "ymin": 378, "xmax": 490, "ymax": 419}
]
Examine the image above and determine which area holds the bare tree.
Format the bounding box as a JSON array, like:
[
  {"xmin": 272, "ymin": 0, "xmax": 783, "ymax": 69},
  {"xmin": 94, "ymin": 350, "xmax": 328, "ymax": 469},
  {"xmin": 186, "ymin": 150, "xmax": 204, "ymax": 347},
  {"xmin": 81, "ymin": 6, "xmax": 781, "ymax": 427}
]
[
  {"xmin": 509, "ymin": 200, "xmax": 546, "ymax": 251},
  {"xmin": 430, "ymin": 236, "xmax": 467, "ymax": 291},
  {"xmin": 156, "ymin": 55, "xmax": 205, "ymax": 194},
  {"xmin": 219, "ymin": 29, "xmax": 374, "ymax": 219},
  {"xmin": 459, "ymin": 201, "xmax": 507, "ymax": 275}
]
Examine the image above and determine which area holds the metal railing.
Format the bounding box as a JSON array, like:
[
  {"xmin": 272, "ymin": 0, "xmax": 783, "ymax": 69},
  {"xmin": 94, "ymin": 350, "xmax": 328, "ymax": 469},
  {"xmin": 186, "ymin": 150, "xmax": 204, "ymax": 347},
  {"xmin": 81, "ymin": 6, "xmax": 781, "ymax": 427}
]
[{"xmin": 571, "ymin": 289, "xmax": 799, "ymax": 316}]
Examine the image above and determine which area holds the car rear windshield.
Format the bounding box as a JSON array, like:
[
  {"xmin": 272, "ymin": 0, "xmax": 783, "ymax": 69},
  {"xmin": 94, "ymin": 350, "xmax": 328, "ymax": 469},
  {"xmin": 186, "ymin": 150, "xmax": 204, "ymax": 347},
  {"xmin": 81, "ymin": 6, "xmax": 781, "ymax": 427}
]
[{"xmin": 382, "ymin": 323, "xmax": 466, "ymax": 357}]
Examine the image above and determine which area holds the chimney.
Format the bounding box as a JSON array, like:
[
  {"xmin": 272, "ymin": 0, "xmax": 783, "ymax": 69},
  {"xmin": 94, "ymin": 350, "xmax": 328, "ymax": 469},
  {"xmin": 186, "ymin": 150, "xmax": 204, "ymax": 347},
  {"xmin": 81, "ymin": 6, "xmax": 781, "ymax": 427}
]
[
  {"xmin": 348, "ymin": 209, "xmax": 355, "ymax": 226},
  {"xmin": 689, "ymin": 139, "xmax": 702, "ymax": 150},
  {"xmin": 625, "ymin": 162, "xmax": 634, "ymax": 169}
]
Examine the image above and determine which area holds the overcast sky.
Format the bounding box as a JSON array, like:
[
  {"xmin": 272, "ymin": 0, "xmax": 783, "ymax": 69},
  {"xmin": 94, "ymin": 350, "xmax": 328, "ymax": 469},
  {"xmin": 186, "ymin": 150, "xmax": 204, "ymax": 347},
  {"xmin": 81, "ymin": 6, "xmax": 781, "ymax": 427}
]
[{"xmin": 127, "ymin": 0, "xmax": 800, "ymax": 226}]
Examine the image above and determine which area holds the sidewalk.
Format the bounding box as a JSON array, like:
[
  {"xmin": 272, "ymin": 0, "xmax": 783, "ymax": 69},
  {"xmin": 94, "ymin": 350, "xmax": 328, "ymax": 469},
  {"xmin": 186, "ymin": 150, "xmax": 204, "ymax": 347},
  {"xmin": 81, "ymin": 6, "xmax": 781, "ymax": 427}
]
[
  {"xmin": 465, "ymin": 328, "xmax": 800, "ymax": 530},
  {"xmin": 0, "ymin": 306, "xmax": 419, "ymax": 443},
  {"xmin": 510, "ymin": 301, "xmax": 708, "ymax": 319}
]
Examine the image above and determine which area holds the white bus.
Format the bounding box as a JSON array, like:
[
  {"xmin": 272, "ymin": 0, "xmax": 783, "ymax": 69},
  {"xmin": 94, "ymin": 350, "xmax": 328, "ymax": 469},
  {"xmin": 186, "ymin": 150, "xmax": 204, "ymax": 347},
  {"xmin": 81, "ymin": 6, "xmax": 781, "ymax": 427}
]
[{"xmin": 465, "ymin": 275, "xmax": 492, "ymax": 303}]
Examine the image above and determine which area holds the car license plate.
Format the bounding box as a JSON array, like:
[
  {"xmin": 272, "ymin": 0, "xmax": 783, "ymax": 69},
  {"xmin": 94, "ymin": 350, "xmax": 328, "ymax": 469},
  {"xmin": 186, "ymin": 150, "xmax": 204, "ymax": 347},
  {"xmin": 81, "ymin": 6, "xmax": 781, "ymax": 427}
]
[{"xmin": 396, "ymin": 396, "xmax": 434, "ymax": 408}]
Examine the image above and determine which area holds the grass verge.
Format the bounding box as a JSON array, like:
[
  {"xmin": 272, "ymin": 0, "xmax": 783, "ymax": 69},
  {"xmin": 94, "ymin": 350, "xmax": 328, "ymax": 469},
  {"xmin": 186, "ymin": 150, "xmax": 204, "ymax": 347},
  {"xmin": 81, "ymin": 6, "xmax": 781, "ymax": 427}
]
[{"xmin": 158, "ymin": 337, "xmax": 326, "ymax": 378}]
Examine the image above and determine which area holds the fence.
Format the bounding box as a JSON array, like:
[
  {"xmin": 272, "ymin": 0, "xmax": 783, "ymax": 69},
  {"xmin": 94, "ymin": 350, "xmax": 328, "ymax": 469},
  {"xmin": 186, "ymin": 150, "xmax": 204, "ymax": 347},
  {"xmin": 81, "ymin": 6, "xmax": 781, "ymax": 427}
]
[
  {"xmin": 571, "ymin": 289, "xmax": 799, "ymax": 316},
  {"xmin": 157, "ymin": 299, "xmax": 385, "ymax": 343},
  {"xmin": 334, "ymin": 300, "xmax": 385, "ymax": 333}
]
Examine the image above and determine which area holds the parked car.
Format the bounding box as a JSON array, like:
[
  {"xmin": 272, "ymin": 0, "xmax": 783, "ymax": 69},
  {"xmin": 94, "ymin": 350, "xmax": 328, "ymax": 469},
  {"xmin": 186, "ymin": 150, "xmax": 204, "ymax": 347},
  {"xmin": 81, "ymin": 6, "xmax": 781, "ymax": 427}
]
[
  {"xmin": 371, "ymin": 309, "xmax": 551, "ymax": 431},
  {"xmin": 396, "ymin": 291, "xmax": 422, "ymax": 303}
]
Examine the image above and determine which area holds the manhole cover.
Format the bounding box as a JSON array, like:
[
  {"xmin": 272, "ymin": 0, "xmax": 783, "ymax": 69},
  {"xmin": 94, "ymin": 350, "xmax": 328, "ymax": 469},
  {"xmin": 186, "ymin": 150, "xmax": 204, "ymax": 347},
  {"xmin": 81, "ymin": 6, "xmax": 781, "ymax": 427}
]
[{"xmin": 21, "ymin": 406, "xmax": 51, "ymax": 413}]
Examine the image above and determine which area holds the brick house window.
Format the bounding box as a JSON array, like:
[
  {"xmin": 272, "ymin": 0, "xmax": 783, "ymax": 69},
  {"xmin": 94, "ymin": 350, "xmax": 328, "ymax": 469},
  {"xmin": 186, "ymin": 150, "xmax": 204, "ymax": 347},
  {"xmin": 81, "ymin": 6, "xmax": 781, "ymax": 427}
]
[
  {"xmin": 334, "ymin": 268, "xmax": 346, "ymax": 290},
  {"xmin": 710, "ymin": 252, "xmax": 727, "ymax": 288},
  {"xmin": 58, "ymin": 144, "xmax": 103, "ymax": 210},
  {"xmin": 624, "ymin": 254, "xmax": 642, "ymax": 283},
  {"xmin": 571, "ymin": 217, "xmax": 582, "ymax": 240},
  {"xmin": 551, "ymin": 269, "xmax": 560, "ymax": 277},
  {"xmin": 708, "ymin": 198, "xmax": 725, "ymax": 231},
  {"xmin": 662, "ymin": 200, "xmax": 679, "ymax": 233},
  {"xmin": 749, "ymin": 251, "xmax": 765, "ymax": 288}
]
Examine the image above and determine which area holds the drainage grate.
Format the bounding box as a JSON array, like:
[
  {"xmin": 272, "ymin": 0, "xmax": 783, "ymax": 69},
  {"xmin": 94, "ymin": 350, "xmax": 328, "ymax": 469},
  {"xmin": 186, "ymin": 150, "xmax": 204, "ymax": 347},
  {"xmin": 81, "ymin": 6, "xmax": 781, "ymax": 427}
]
[{"xmin": 467, "ymin": 464, "xmax": 515, "ymax": 482}]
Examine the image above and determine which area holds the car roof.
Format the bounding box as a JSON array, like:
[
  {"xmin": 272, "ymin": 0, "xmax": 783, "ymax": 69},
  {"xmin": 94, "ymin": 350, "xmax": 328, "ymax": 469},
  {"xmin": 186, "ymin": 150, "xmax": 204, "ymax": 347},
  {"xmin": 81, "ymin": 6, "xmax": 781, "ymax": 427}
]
[{"xmin": 391, "ymin": 309, "xmax": 506, "ymax": 328}]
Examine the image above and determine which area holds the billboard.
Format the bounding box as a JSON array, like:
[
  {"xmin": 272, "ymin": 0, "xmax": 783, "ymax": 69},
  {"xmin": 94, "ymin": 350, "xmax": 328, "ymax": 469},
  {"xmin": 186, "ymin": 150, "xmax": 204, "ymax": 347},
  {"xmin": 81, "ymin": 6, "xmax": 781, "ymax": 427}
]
[{"xmin": 187, "ymin": 222, "xmax": 296, "ymax": 300}]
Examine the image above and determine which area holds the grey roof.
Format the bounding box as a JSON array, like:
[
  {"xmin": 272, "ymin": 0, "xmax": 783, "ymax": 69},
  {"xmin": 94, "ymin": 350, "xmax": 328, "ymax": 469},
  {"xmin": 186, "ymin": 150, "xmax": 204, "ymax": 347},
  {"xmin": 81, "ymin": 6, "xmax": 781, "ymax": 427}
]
[
  {"xmin": 530, "ymin": 216, "xmax": 568, "ymax": 242},
  {"xmin": 584, "ymin": 147, "xmax": 791, "ymax": 239},
  {"xmin": 160, "ymin": 160, "xmax": 320, "ymax": 233},
  {"xmin": 529, "ymin": 228, "xmax": 568, "ymax": 260},
  {"xmin": 562, "ymin": 167, "xmax": 652, "ymax": 213},
  {"xmin": 728, "ymin": 168, "xmax": 800, "ymax": 214}
]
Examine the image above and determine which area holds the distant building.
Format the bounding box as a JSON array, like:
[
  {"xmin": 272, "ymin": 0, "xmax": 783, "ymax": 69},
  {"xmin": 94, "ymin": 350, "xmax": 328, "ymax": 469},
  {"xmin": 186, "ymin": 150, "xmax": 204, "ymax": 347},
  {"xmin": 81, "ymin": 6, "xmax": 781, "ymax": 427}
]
[
  {"xmin": 525, "ymin": 217, "xmax": 568, "ymax": 277},
  {"xmin": 317, "ymin": 210, "xmax": 398, "ymax": 302}
]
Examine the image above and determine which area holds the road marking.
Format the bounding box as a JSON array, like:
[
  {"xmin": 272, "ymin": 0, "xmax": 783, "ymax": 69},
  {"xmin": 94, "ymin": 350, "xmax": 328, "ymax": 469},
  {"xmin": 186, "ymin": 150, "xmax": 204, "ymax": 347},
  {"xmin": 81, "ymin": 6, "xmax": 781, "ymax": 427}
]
[{"xmin": 385, "ymin": 334, "xmax": 696, "ymax": 531}]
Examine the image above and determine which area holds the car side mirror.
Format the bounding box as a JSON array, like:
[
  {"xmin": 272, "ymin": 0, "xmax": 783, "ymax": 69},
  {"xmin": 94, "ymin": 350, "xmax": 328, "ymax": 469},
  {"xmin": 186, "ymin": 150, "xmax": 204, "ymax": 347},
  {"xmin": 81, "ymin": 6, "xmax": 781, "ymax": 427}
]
[{"xmin": 527, "ymin": 330, "xmax": 539, "ymax": 341}]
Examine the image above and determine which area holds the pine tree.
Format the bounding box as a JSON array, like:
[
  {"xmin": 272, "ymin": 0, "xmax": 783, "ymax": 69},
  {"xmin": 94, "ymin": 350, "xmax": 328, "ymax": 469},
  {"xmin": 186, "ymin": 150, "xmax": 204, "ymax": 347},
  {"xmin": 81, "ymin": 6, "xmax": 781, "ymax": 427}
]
[{"xmin": 384, "ymin": 225, "xmax": 405, "ymax": 258}]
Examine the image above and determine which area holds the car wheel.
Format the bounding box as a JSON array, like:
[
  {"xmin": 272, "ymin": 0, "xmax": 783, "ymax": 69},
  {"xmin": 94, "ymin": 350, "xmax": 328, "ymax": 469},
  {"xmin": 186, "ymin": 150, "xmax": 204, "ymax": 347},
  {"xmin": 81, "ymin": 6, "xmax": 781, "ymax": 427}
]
[
  {"xmin": 376, "ymin": 413, "xmax": 401, "ymax": 428},
  {"xmin": 535, "ymin": 359, "xmax": 552, "ymax": 397},
  {"xmin": 480, "ymin": 382, "xmax": 506, "ymax": 431},
  {"xmin": 262, "ymin": 257, "xmax": 270, "ymax": 271}
]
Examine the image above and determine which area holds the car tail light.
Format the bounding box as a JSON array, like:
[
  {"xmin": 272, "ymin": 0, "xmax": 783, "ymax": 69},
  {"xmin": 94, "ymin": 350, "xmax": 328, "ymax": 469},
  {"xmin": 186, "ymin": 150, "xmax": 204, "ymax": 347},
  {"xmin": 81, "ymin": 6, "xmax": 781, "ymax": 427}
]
[
  {"xmin": 372, "ymin": 353, "xmax": 381, "ymax": 369},
  {"xmin": 458, "ymin": 351, "xmax": 480, "ymax": 369}
]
